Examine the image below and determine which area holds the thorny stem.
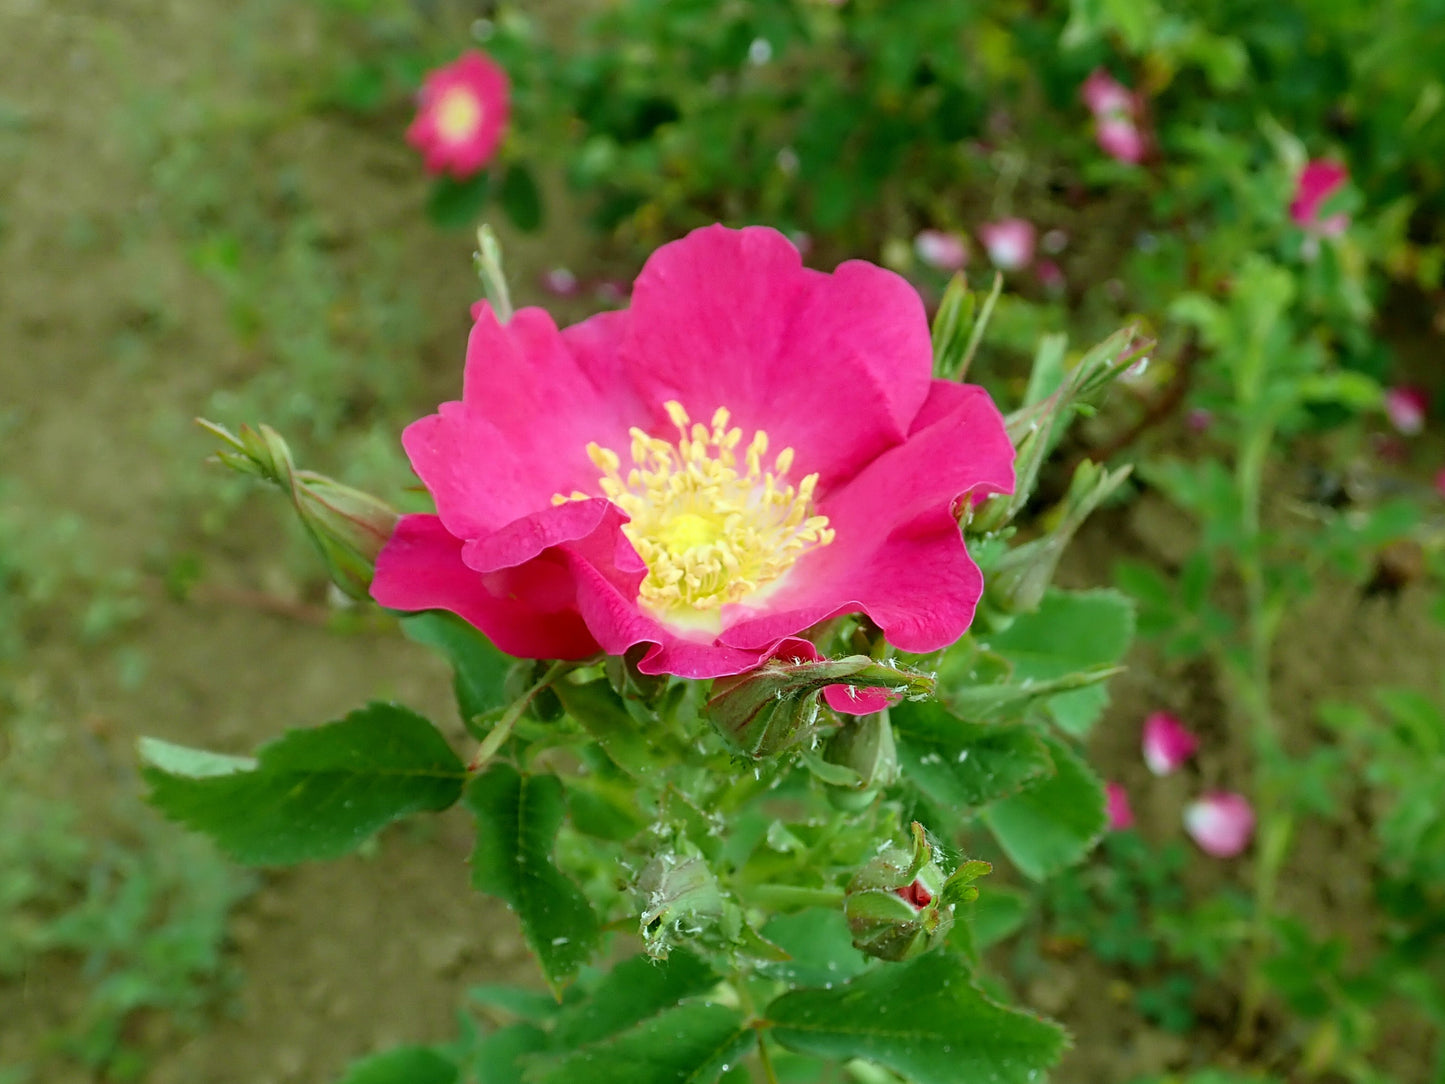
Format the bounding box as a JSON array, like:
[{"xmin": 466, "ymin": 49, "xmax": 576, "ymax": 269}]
[{"xmin": 468, "ymin": 660, "xmax": 569, "ymax": 772}]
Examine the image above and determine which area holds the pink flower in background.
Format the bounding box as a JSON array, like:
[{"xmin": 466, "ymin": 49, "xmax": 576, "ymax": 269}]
[
  {"xmin": 1081, "ymin": 68, "xmax": 1146, "ymax": 164},
  {"xmin": 406, "ymin": 50, "xmax": 510, "ymax": 179},
  {"xmin": 1187, "ymin": 408, "xmax": 1215, "ymax": 433},
  {"xmin": 1035, "ymin": 259, "xmax": 1065, "ymax": 294},
  {"xmin": 1384, "ymin": 385, "xmax": 1429, "ymax": 435},
  {"xmin": 979, "ymin": 218, "xmax": 1037, "ymax": 271},
  {"xmin": 1105, "ymin": 783, "xmax": 1135, "ymax": 831},
  {"xmin": 1435, "ymin": 467, "xmax": 1445, "ymax": 499},
  {"xmin": 1142, "ymin": 711, "xmax": 1199, "ymax": 776},
  {"xmin": 372, "ymin": 225, "xmax": 1016, "ymax": 685},
  {"xmin": 1184, "ymin": 792, "xmax": 1256, "ymax": 857},
  {"xmin": 541, "ymin": 268, "xmax": 580, "ymax": 297},
  {"xmin": 914, "ymin": 230, "xmax": 969, "ymax": 272},
  {"xmin": 1290, "ymin": 159, "xmax": 1349, "ymax": 236}
]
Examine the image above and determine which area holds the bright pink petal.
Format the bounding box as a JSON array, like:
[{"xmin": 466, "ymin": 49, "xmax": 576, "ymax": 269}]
[
  {"xmin": 1105, "ymin": 782, "xmax": 1134, "ymax": 831},
  {"xmin": 621, "ymin": 224, "xmax": 933, "ymax": 489},
  {"xmin": 771, "ymin": 638, "xmax": 895, "ymax": 715},
  {"xmin": 718, "ymin": 380, "xmax": 1015, "ymax": 655},
  {"xmin": 1142, "ymin": 711, "xmax": 1199, "ymax": 775},
  {"xmin": 1290, "ymin": 159, "xmax": 1349, "ymax": 232},
  {"xmin": 1184, "ymin": 792, "xmax": 1255, "ymax": 858},
  {"xmin": 402, "ymin": 306, "xmax": 641, "ymax": 540},
  {"xmin": 371, "ymin": 514, "xmax": 600, "ymax": 659}
]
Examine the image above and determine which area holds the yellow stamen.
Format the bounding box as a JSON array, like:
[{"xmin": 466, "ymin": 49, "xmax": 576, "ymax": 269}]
[
  {"xmin": 435, "ymin": 87, "xmax": 483, "ymax": 143},
  {"xmin": 558, "ymin": 401, "xmax": 834, "ymax": 627}
]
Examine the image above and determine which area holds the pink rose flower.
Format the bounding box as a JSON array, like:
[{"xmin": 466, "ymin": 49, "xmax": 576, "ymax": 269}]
[
  {"xmin": 1081, "ymin": 68, "xmax": 1146, "ymax": 164},
  {"xmin": 1142, "ymin": 711, "xmax": 1199, "ymax": 776},
  {"xmin": 1184, "ymin": 792, "xmax": 1255, "ymax": 858},
  {"xmin": 1384, "ymin": 385, "xmax": 1429, "ymax": 436},
  {"xmin": 371, "ymin": 225, "xmax": 1016, "ymax": 684},
  {"xmin": 914, "ymin": 229, "xmax": 969, "ymax": 272},
  {"xmin": 1105, "ymin": 782, "xmax": 1134, "ymax": 831},
  {"xmin": 1290, "ymin": 159, "xmax": 1349, "ymax": 237},
  {"xmin": 978, "ymin": 218, "xmax": 1037, "ymax": 271},
  {"xmin": 406, "ymin": 50, "xmax": 510, "ymax": 179}
]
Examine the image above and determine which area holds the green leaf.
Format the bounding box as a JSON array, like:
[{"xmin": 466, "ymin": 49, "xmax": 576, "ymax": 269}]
[
  {"xmin": 137, "ymin": 736, "xmax": 255, "ymax": 778},
  {"xmin": 427, "ymin": 172, "xmax": 492, "ymax": 230},
  {"xmin": 758, "ymin": 908, "xmax": 871, "ymax": 988},
  {"xmin": 401, "ymin": 611, "xmax": 513, "ymax": 730},
  {"xmin": 552, "ymin": 950, "xmax": 719, "ymax": 1048},
  {"xmin": 984, "ymin": 588, "xmax": 1135, "ymax": 736},
  {"xmin": 767, "ymin": 953, "xmax": 1067, "ymax": 1083},
  {"xmin": 468, "ymin": 984, "xmax": 562, "ymax": 1023},
  {"xmin": 892, "ymin": 700, "xmax": 1052, "ymax": 814},
  {"xmin": 143, "ymin": 703, "xmax": 466, "ymax": 865},
  {"xmin": 529, "ymin": 1003, "xmax": 754, "ymax": 1084},
  {"xmin": 554, "ymin": 679, "xmax": 669, "ymax": 781},
  {"xmin": 466, "ymin": 765, "xmax": 599, "ymax": 994},
  {"xmin": 498, "ymin": 164, "xmax": 543, "ymax": 232},
  {"xmin": 472, "ymin": 1023, "xmax": 550, "ymax": 1084},
  {"xmin": 336, "ymin": 1046, "xmax": 457, "ymax": 1084},
  {"xmin": 985, "ymin": 737, "xmax": 1107, "ymax": 880}
]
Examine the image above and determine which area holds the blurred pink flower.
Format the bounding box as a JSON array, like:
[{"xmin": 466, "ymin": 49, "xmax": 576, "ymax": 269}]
[
  {"xmin": 1081, "ymin": 68, "xmax": 1146, "ymax": 164},
  {"xmin": 407, "ymin": 50, "xmax": 510, "ymax": 179},
  {"xmin": 979, "ymin": 218, "xmax": 1037, "ymax": 271},
  {"xmin": 1105, "ymin": 782, "xmax": 1134, "ymax": 831},
  {"xmin": 1186, "ymin": 408, "xmax": 1214, "ymax": 433},
  {"xmin": 541, "ymin": 268, "xmax": 580, "ymax": 297},
  {"xmin": 1184, "ymin": 792, "xmax": 1255, "ymax": 857},
  {"xmin": 1290, "ymin": 159, "xmax": 1349, "ymax": 237},
  {"xmin": 1142, "ymin": 711, "xmax": 1199, "ymax": 776},
  {"xmin": 1435, "ymin": 467, "xmax": 1445, "ymax": 499},
  {"xmin": 1035, "ymin": 259, "xmax": 1065, "ymax": 294},
  {"xmin": 1384, "ymin": 385, "xmax": 1429, "ymax": 435},
  {"xmin": 914, "ymin": 229, "xmax": 969, "ymax": 272}
]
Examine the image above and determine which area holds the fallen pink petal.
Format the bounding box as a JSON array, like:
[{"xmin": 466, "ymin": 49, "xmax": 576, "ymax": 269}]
[
  {"xmin": 372, "ymin": 224, "xmax": 1016, "ymax": 679},
  {"xmin": 1105, "ymin": 782, "xmax": 1134, "ymax": 831},
  {"xmin": 1384, "ymin": 385, "xmax": 1429, "ymax": 436},
  {"xmin": 406, "ymin": 50, "xmax": 511, "ymax": 179},
  {"xmin": 979, "ymin": 218, "xmax": 1037, "ymax": 271},
  {"xmin": 914, "ymin": 229, "xmax": 969, "ymax": 272},
  {"xmin": 1290, "ymin": 158, "xmax": 1350, "ymax": 236},
  {"xmin": 1184, "ymin": 792, "xmax": 1256, "ymax": 858},
  {"xmin": 1142, "ymin": 711, "xmax": 1199, "ymax": 776}
]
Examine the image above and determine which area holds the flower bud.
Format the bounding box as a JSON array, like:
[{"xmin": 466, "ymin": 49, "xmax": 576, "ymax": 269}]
[
  {"xmin": 636, "ymin": 848, "xmax": 729, "ymax": 958},
  {"xmin": 822, "ymin": 710, "xmax": 899, "ymax": 810},
  {"xmin": 707, "ymin": 653, "xmax": 933, "ymax": 759},
  {"xmin": 199, "ymin": 420, "xmax": 399, "ymax": 600},
  {"xmin": 844, "ymin": 823, "xmax": 989, "ymax": 961},
  {"xmin": 1183, "ymin": 791, "xmax": 1255, "ymax": 857}
]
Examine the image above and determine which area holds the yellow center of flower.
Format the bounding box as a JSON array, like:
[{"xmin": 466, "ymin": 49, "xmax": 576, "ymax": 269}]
[
  {"xmin": 436, "ymin": 87, "xmax": 483, "ymax": 143},
  {"xmin": 554, "ymin": 401, "xmax": 834, "ymax": 626}
]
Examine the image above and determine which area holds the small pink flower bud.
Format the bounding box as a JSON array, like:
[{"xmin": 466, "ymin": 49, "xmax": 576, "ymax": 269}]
[
  {"xmin": 1142, "ymin": 711, "xmax": 1199, "ymax": 776},
  {"xmin": 1081, "ymin": 68, "xmax": 1135, "ymax": 117},
  {"xmin": 1186, "ymin": 408, "xmax": 1214, "ymax": 433},
  {"xmin": 913, "ymin": 229, "xmax": 969, "ymax": 272},
  {"xmin": 1384, "ymin": 385, "xmax": 1429, "ymax": 436},
  {"xmin": 979, "ymin": 218, "xmax": 1037, "ymax": 271},
  {"xmin": 1097, "ymin": 116, "xmax": 1146, "ymax": 164},
  {"xmin": 1290, "ymin": 159, "xmax": 1349, "ymax": 236},
  {"xmin": 1105, "ymin": 782, "xmax": 1134, "ymax": 830},
  {"xmin": 1034, "ymin": 259, "xmax": 1065, "ymax": 294},
  {"xmin": 1184, "ymin": 792, "xmax": 1255, "ymax": 857}
]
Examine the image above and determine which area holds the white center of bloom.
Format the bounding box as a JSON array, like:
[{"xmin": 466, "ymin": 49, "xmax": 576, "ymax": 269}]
[
  {"xmin": 436, "ymin": 87, "xmax": 483, "ymax": 143},
  {"xmin": 554, "ymin": 401, "xmax": 834, "ymax": 627}
]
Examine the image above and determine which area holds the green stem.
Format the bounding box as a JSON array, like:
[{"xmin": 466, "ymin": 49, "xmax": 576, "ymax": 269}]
[
  {"xmin": 468, "ymin": 660, "xmax": 568, "ymax": 773},
  {"xmin": 742, "ymin": 884, "xmax": 846, "ymax": 911},
  {"xmin": 755, "ymin": 1030, "xmax": 783, "ymax": 1084}
]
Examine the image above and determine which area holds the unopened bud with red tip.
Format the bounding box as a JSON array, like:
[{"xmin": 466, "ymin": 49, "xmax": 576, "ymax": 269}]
[
  {"xmin": 844, "ymin": 823, "xmax": 989, "ymax": 961},
  {"xmin": 707, "ymin": 652, "xmax": 933, "ymax": 759},
  {"xmin": 198, "ymin": 419, "xmax": 399, "ymax": 600}
]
